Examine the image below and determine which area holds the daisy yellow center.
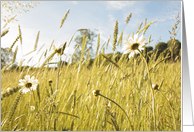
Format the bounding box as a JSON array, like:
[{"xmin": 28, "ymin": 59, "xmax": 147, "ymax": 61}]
[
  {"xmin": 25, "ymin": 82, "xmax": 32, "ymax": 88},
  {"xmin": 130, "ymin": 43, "xmax": 140, "ymax": 50}
]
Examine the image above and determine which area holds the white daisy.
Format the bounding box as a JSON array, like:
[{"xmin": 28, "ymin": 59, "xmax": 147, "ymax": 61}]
[
  {"xmin": 18, "ymin": 75, "xmax": 39, "ymax": 94},
  {"xmin": 122, "ymin": 33, "xmax": 146, "ymax": 58},
  {"xmin": 30, "ymin": 106, "xmax": 35, "ymax": 112}
]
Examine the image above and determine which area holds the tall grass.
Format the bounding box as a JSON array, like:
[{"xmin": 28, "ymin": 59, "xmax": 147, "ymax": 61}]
[{"xmin": 1, "ymin": 11, "xmax": 181, "ymax": 131}]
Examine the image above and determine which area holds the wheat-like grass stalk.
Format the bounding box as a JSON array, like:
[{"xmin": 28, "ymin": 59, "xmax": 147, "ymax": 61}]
[
  {"xmin": 44, "ymin": 49, "xmax": 48, "ymax": 58},
  {"xmin": 67, "ymin": 32, "xmax": 76, "ymax": 47},
  {"xmin": 24, "ymin": 49, "xmax": 36, "ymax": 56},
  {"xmin": 143, "ymin": 18, "xmax": 147, "ymax": 35},
  {"xmin": 11, "ymin": 45, "xmax": 18, "ymax": 64},
  {"xmin": 27, "ymin": 56, "xmax": 33, "ymax": 64},
  {"xmin": 18, "ymin": 59, "xmax": 25, "ymax": 72},
  {"xmin": 117, "ymin": 30, "xmax": 123, "ymax": 47},
  {"xmin": 102, "ymin": 47, "xmax": 105, "ymax": 54},
  {"xmin": 81, "ymin": 35, "xmax": 88, "ymax": 53},
  {"xmin": 71, "ymin": 44, "xmax": 79, "ymax": 60},
  {"xmin": 1, "ymin": 87, "xmax": 21, "ymax": 101},
  {"xmin": 18, "ymin": 25, "xmax": 22, "ymax": 45},
  {"xmin": 37, "ymin": 43, "xmax": 45, "ymax": 54},
  {"xmin": 34, "ymin": 31, "xmax": 40, "ymax": 50},
  {"xmin": 112, "ymin": 20, "xmax": 118, "ymax": 51},
  {"xmin": 125, "ymin": 13, "xmax": 132, "ymax": 24},
  {"xmin": 99, "ymin": 42, "xmax": 106, "ymax": 54},
  {"xmin": 106, "ymin": 35, "xmax": 111, "ymax": 49},
  {"xmin": 1, "ymin": 28, "xmax": 9, "ymax": 37},
  {"xmin": 138, "ymin": 21, "xmax": 157, "ymax": 35},
  {"xmin": 8, "ymin": 35, "xmax": 19, "ymax": 54},
  {"xmin": 49, "ymin": 39, "xmax": 55, "ymax": 51},
  {"xmin": 4, "ymin": 92, "xmax": 22, "ymax": 131},
  {"xmin": 137, "ymin": 49, "xmax": 156, "ymax": 130},
  {"xmin": 80, "ymin": 47, "xmax": 90, "ymax": 61},
  {"xmin": 136, "ymin": 22, "xmax": 143, "ymax": 34},
  {"xmin": 145, "ymin": 34, "xmax": 153, "ymax": 45},
  {"xmin": 59, "ymin": 9, "xmax": 70, "ymax": 28},
  {"xmin": 40, "ymin": 50, "xmax": 57, "ymax": 69},
  {"xmin": 101, "ymin": 54, "xmax": 123, "ymax": 73}
]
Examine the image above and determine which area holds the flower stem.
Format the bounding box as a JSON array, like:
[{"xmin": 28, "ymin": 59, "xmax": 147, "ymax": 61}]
[
  {"xmin": 99, "ymin": 94, "xmax": 133, "ymax": 131},
  {"xmin": 137, "ymin": 49, "xmax": 156, "ymax": 131}
]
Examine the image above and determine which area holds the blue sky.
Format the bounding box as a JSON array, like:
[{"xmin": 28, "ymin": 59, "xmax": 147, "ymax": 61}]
[{"xmin": 1, "ymin": 1, "xmax": 181, "ymax": 66}]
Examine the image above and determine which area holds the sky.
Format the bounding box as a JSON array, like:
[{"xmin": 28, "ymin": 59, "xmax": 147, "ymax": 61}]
[{"xmin": 1, "ymin": 1, "xmax": 182, "ymax": 66}]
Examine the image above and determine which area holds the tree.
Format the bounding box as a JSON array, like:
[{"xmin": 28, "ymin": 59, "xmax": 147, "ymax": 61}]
[
  {"xmin": 143, "ymin": 46, "xmax": 153, "ymax": 63},
  {"xmin": 73, "ymin": 29, "xmax": 97, "ymax": 62},
  {"xmin": 1, "ymin": 48, "xmax": 14, "ymax": 69},
  {"xmin": 155, "ymin": 42, "xmax": 168, "ymax": 60},
  {"xmin": 167, "ymin": 39, "xmax": 181, "ymax": 61},
  {"xmin": 144, "ymin": 46, "xmax": 153, "ymax": 54}
]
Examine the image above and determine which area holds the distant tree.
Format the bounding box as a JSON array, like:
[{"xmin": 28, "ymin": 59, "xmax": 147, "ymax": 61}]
[
  {"xmin": 144, "ymin": 46, "xmax": 153, "ymax": 54},
  {"xmin": 155, "ymin": 42, "xmax": 168, "ymax": 60},
  {"xmin": 8, "ymin": 63, "xmax": 18, "ymax": 71},
  {"xmin": 73, "ymin": 29, "xmax": 97, "ymax": 62},
  {"xmin": 167, "ymin": 39, "xmax": 181, "ymax": 61},
  {"xmin": 143, "ymin": 46, "xmax": 154, "ymax": 63},
  {"xmin": 1, "ymin": 47, "xmax": 14, "ymax": 69}
]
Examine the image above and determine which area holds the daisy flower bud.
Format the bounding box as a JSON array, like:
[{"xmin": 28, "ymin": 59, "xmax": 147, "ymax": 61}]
[{"xmin": 92, "ymin": 90, "xmax": 100, "ymax": 97}]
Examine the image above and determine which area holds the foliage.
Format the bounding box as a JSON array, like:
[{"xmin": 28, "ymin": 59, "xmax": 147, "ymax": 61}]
[
  {"xmin": 155, "ymin": 42, "xmax": 167, "ymax": 53},
  {"xmin": 73, "ymin": 29, "xmax": 97, "ymax": 62},
  {"xmin": 155, "ymin": 42, "xmax": 168, "ymax": 60},
  {"xmin": 144, "ymin": 46, "xmax": 153, "ymax": 54},
  {"xmin": 1, "ymin": 48, "xmax": 14, "ymax": 69},
  {"xmin": 143, "ymin": 46, "xmax": 154, "ymax": 63},
  {"xmin": 167, "ymin": 39, "xmax": 181, "ymax": 55}
]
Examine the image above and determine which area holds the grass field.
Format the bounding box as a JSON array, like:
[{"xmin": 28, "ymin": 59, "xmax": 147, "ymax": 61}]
[{"xmin": 1, "ymin": 10, "xmax": 181, "ymax": 131}]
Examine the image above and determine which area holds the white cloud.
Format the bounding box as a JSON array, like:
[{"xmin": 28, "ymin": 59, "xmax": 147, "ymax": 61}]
[
  {"xmin": 71, "ymin": 1, "xmax": 78, "ymax": 5},
  {"xmin": 106, "ymin": 1, "xmax": 135, "ymax": 10}
]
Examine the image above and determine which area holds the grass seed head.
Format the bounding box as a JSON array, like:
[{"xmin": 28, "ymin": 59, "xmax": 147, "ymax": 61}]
[
  {"xmin": 92, "ymin": 90, "xmax": 100, "ymax": 97},
  {"xmin": 152, "ymin": 84, "xmax": 159, "ymax": 90},
  {"xmin": 48, "ymin": 79, "xmax": 53, "ymax": 84}
]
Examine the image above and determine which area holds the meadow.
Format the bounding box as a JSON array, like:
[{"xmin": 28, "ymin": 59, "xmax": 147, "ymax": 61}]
[{"xmin": 1, "ymin": 10, "xmax": 181, "ymax": 131}]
